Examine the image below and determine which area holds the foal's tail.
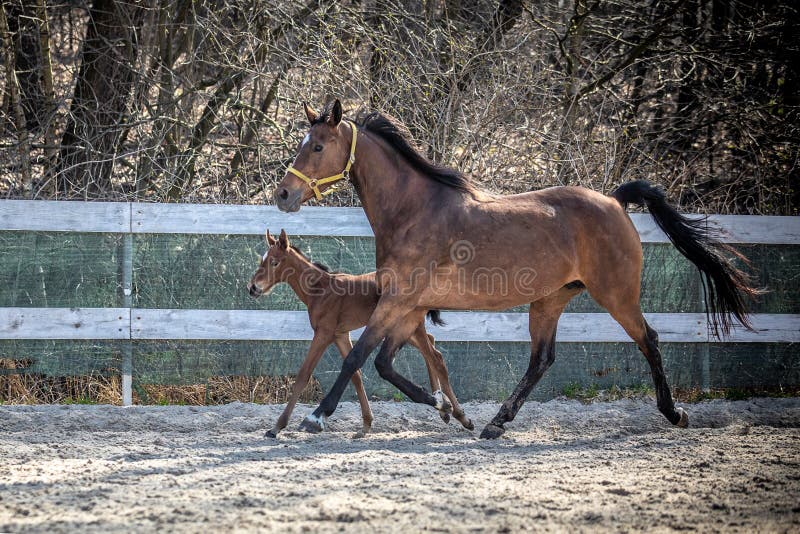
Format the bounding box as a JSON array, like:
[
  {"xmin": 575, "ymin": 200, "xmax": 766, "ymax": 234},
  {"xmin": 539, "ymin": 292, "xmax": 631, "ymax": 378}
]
[
  {"xmin": 427, "ymin": 310, "xmax": 446, "ymax": 327},
  {"xmin": 611, "ymin": 180, "xmax": 759, "ymax": 338}
]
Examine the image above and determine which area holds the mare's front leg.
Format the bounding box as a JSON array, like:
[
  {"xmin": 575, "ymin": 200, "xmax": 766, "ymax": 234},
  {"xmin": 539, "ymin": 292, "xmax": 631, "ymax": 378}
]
[
  {"xmin": 368, "ymin": 310, "xmax": 458, "ymax": 420},
  {"xmin": 299, "ymin": 296, "xmax": 417, "ymax": 433},
  {"xmin": 266, "ymin": 330, "xmax": 332, "ymax": 438},
  {"xmin": 334, "ymin": 334, "xmax": 373, "ymax": 438}
]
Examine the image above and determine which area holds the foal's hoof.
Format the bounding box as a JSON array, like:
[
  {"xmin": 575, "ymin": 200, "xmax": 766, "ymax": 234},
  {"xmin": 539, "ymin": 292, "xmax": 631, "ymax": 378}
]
[
  {"xmin": 433, "ymin": 390, "xmax": 453, "ymax": 417},
  {"xmin": 352, "ymin": 426, "xmax": 370, "ymax": 439},
  {"xmin": 460, "ymin": 417, "xmax": 475, "ymax": 431},
  {"xmin": 479, "ymin": 423, "xmax": 505, "ymax": 440},
  {"xmin": 674, "ymin": 407, "xmax": 689, "ymax": 428},
  {"xmin": 439, "ymin": 411, "xmax": 451, "ymax": 424},
  {"xmin": 265, "ymin": 428, "xmax": 279, "ymax": 439},
  {"xmin": 299, "ymin": 414, "xmax": 326, "ymax": 434}
]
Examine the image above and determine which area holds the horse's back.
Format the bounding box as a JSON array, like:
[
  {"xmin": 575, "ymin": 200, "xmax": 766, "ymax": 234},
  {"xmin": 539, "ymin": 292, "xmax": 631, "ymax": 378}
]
[{"xmin": 474, "ymin": 184, "xmax": 643, "ymax": 279}]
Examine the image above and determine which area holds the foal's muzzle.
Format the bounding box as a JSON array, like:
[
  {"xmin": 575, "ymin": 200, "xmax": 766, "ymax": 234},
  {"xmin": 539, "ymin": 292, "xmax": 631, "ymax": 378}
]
[{"xmin": 248, "ymin": 283, "xmax": 263, "ymax": 298}]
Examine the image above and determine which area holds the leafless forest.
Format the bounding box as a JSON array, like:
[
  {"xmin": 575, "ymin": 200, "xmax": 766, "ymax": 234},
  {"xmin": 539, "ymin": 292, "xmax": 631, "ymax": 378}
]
[{"xmin": 0, "ymin": 0, "xmax": 796, "ymax": 213}]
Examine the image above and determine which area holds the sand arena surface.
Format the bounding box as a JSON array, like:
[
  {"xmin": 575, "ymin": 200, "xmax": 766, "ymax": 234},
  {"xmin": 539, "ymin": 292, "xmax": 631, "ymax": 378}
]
[{"xmin": 1, "ymin": 398, "xmax": 799, "ymax": 532}]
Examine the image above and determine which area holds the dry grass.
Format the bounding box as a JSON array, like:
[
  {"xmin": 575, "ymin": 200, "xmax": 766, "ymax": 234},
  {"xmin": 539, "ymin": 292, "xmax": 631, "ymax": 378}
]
[
  {"xmin": 0, "ymin": 358, "xmax": 121, "ymax": 404},
  {"xmin": 136, "ymin": 375, "xmax": 323, "ymax": 405},
  {"xmin": 0, "ymin": 359, "xmax": 322, "ymax": 405}
]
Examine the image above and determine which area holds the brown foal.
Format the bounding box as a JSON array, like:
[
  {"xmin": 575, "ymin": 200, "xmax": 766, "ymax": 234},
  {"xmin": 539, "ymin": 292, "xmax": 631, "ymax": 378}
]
[
  {"xmin": 248, "ymin": 229, "xmax": 472, "ymax": 437},
  {"xmin": 273, "ymin": 100, "xmax": 758, "ymax": 439}
]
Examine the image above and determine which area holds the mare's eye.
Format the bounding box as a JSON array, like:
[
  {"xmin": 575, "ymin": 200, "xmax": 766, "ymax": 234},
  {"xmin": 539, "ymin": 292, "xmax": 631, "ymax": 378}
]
[{"xmin": 313, "ymin": 144, "xmax": 323, "ymax": 152}]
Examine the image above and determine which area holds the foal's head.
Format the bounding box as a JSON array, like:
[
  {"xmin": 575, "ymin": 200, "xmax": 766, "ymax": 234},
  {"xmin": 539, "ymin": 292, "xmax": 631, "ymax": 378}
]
[
  {"xmin": 248, "ymin": 229, "xmax": 294, "ymax": 298},
  {"xmin": 274, "ymin": 99, "xmax": 354, "ymax": 212}
]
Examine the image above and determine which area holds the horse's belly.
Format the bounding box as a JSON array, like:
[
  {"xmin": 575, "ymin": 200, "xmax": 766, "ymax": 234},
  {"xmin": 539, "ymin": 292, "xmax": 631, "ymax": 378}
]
[{"xmin": 417, "ymin": 268, "xmax": 570, "ymax": 310}]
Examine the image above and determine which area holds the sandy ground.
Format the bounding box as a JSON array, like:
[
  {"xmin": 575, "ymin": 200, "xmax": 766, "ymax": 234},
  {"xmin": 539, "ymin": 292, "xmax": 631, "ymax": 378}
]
[{"xmin": 1, "ymin": 398, "xmax": 799, "ymax": 533}]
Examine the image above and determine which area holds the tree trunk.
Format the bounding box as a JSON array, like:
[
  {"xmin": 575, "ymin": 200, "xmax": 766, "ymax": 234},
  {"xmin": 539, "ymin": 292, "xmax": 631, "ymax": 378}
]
[
  {"xmin": 56, "ymin": 0, "xmax": 147, "ymax": 197},
  {"xmin": 5, "ymin": 1, "xmax": 44, "ymax": 131},
  {"xmin": 0, "ymin": 1, "xmax": 32, "ymax": 193}
]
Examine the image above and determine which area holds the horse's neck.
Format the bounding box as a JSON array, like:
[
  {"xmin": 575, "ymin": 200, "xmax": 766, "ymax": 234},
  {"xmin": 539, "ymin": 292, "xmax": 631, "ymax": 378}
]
[
  {"xmin": 351, "ymin": 132, "xmax": 457, "ymax": 238},
  {"xmin": 282, "ymin": 254, "xmax": 328, "ymax": 307}
]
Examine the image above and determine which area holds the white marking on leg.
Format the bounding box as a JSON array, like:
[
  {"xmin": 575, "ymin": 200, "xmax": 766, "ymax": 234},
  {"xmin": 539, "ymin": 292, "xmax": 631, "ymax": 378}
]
[
  {"xmin": 434, "ymin": 390, "xmax": 446, "ymax": 411},
  {"xmin": 305, "ymin": 412, "xmax": 326, "ymax": 429}
]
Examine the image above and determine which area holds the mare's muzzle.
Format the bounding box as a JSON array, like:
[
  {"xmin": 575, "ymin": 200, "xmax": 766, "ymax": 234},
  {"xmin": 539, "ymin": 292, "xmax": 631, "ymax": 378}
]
[{"xmin": 274, "ymin": 185, "xmax": 302, "ymax": 213}]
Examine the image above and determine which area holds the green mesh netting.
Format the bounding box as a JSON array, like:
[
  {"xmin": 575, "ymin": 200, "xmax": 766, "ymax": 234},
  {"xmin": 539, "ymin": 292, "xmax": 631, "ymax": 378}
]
[{"xmin": 0, "ymin": 231, "xmax": 797, "ymax": 402}]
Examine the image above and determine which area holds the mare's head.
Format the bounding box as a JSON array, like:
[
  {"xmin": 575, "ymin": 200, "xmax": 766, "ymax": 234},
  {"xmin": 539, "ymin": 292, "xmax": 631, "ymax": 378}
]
[
  {"xmin": 248, "ymin": 229, "xmax": 293, "ymax": 297},
  {"xmin": 274, "ymin": 99, "xmax": 354, "ymax": 212}
]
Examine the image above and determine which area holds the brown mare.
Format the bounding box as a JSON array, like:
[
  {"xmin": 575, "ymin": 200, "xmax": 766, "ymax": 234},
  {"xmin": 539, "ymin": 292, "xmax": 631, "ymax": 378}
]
[
  {"xmin": 248, "ymin": 229, "xmax": 473, "ymax": 437},
  {"xmin": 274, "ymin": 100, "xmax": 757, "ymax": 439}
]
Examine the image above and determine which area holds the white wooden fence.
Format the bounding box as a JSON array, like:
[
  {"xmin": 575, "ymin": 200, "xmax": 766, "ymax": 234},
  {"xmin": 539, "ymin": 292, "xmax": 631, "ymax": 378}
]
[{"xmin": 1, "ymin": 200, "xmax": 798, "ymax": 403}]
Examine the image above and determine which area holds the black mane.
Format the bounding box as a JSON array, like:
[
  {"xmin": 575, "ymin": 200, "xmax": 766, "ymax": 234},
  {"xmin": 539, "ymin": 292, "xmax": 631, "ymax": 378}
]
[{"xmin": 314, "ymin": 103, "xmax": 473, "ymax": 193}]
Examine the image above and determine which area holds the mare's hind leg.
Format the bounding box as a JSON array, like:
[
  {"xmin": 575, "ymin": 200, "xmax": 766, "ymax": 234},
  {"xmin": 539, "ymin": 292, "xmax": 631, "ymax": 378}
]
[
  {"xmin": 598, "ymin": 301, "xmax": 688, "ymax": 427},
  {"xmin": 334, "ymin": 334, "xmax": 373, "ymax": 438},
  {"xmin": 408, "ymin": 327, "xmax": 474, "ymax": 430},
  {"xmin": 373, "ymin": 311, "xmax": 448, "ymax": 413},
  {"xmin": 480, "ymin": 285, "xmax": 582, "ymax": 439}
]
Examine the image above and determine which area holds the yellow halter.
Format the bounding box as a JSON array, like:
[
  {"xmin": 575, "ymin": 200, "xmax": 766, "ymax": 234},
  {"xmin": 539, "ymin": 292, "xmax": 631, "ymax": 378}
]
[{"xmin": 286, "ymin": 121, "xmax": 358, "ymax": 201}]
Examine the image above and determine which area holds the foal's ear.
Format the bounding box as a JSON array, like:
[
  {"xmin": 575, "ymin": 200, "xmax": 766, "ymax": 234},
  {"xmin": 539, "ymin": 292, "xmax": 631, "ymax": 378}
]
[
  {"xmin": 278, "ymin": 229, "xmax": 290, "ymax": 250},
  {"xmin": 327, "ymin": 99, "xmax": 342, "ymax": 128},
  {"xmin": 304, "ymin": 102, "xmax": 319, "ymax": 124},
  {"xmin": 265, "ymin": 229, "xmax": 277, "ymax": 246}
]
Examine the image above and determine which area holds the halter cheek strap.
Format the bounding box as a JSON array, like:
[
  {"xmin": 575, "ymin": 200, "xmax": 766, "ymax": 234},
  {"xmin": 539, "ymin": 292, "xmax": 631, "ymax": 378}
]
[{"xmin": 286, "ymin": 121, "xmax": 358, "ymax": 201}]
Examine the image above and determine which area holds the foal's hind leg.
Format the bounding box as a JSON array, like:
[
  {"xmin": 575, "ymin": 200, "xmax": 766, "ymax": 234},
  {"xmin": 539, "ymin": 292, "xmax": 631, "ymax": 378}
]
[
  {"xmin": 480, "ymin": 286, "xmax": 581, "ymax": 439},
  {"xmin": 417, "ymin": 338, "xmax": 449, "ymax": 424},
  {"xmin": 334, "ymin": 334, "xmax": 373, "ymax": 438},
  {"xmin": 408, "ymin": 327, "xmax": 474, "ymax": 431}
]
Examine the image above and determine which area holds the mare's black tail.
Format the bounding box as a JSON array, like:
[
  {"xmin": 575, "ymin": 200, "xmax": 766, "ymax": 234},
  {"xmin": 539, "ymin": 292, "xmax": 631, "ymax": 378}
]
[{"xmin": 611, "ymin": 180, "xmax": 759, "ymax": 338}]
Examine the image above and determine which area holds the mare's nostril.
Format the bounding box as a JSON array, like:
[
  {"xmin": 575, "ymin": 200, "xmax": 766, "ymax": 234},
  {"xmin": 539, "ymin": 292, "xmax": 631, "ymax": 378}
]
[{"xmin": 279, "ymin": 188, "xmax": 289, "ymax": 200}]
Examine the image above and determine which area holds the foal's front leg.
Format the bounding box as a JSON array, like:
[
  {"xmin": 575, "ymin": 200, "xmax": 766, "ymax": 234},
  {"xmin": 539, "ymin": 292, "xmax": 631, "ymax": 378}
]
[
  {"xmin": 266, "ymin": 331, "xmax": 332, "ymax": 438},
  {"xmin": 334, "ymin": 334, "xmax": 373, "ymax": 438},
  {"xmin": 299, "ymin": 296, "xmax": 418, "ymax": 433}
]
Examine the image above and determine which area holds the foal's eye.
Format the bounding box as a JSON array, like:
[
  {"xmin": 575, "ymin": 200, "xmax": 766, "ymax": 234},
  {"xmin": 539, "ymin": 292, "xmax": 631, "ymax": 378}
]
[
  {"xmin": 270, "ymin": 259, "xmax": 279, "ymax": 267},
  {"xmin": 313, "ymin": 144, "xmax": 323, "ymax": 152}
]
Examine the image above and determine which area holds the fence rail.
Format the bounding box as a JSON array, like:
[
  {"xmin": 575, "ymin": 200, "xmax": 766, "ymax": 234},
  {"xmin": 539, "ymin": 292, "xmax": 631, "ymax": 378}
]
[
  {"xmin": 2, "ymin": 199, "xmax": 799, "ymax": 242},
  {"xmin": 1, "ymin": 307, "xmax": 797, "ymax": 343}
]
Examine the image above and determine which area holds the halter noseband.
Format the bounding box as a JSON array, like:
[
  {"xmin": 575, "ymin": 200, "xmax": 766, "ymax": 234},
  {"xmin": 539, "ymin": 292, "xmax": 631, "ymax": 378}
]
[{"xmin": 286, "ymin": 121, "xmax": 358, "ymax": 201}]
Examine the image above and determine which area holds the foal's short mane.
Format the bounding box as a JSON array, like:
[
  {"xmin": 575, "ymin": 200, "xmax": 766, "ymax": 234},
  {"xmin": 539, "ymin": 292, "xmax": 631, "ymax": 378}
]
[
  {"xmin": 290, "ymin": 246, "xmax": 336, "ymax": 273},
  {"xmin": 313, "ymin": 103, "xmax": 473, "ymax": 193}
]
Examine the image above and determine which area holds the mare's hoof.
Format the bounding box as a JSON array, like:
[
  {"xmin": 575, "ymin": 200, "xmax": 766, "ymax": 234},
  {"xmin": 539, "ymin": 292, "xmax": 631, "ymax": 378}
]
[
  {"xmin": 352, "ymin": 427, "xmax": 370, "ymax": 439},
  {"xmin": 479, "ymin": 423, "xmax": 505, "ymax": 440},
  {"xmin": 481, "ymin": 423, "xmax": 506, "ymax": 439},
  {"xmin": 461, "ymin": 418, "xmax": 475, "ymax": 431},
  {"xmin": 265, "ymin": 428, "xmax": 279, "ymax": 439},
  {"xmin": 299, "ymin": 414, "xmax": 325, "ymax": 433},
  {"xmin": 674, "ymin": 407, "xmax": 689, "ymax": 428}
]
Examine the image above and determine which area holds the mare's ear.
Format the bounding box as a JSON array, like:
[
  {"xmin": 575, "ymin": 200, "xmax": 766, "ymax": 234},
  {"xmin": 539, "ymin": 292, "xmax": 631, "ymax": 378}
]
[
  {"xmin": 266, "ymin": 229, "xmax": 277, "ymax": 246},
  {"xmin": 327, "ymin": 99, "xmax": 342, "ymax": 128},
  {"xmin": 304, "ymin": 102, "xmax": 319, "ymax": 124},
  {"xmin": 278, "ymin": 229, "xmax": 290, "ymax": 250}
]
